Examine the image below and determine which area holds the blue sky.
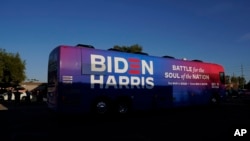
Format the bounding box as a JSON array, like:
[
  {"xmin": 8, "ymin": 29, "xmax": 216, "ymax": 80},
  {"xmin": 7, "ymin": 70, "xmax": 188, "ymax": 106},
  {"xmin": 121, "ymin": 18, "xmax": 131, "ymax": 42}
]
[{"xmin": 1, "ymin": 0, "xmax": 250, "ymax": 82}]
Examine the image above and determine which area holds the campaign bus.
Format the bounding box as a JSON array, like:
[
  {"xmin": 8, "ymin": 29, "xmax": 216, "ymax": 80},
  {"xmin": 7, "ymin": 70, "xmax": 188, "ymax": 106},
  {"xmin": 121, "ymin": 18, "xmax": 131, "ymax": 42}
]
[{"xmin": 47, "ymin": 44, "xmax": 226, "ymax": 114}]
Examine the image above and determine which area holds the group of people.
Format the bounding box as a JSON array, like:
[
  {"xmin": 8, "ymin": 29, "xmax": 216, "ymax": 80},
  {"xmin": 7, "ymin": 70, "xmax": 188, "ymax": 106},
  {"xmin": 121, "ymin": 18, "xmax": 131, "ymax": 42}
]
[
  {"xmin": 6, "ymin": 87, "xmax": 30, "ymax": 104},
  {"xmin": 5, "ymin": 87, "xmax": 42, "ymax": 104}
]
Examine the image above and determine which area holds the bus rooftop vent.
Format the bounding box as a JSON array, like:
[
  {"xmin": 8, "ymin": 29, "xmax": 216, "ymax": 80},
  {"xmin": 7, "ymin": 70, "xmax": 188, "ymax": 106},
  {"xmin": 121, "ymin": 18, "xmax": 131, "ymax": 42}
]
[
  {"xmin": 133, "ymin": 52, "xmax": 149, "ymax": 55},
  {"xmin": 107, "ymin": 48, "xmax": 124, "ymax": 52},
  {"xmin": 162, "ymin": 55, "xmax": 175, "ymax": 59},
  {"xmin": 192, "ymin": 59, "xmax": 203, "ymax": 62},
  {"xmin": 76, "ymin": 44, "xmax": 95, "ymax": 49}
]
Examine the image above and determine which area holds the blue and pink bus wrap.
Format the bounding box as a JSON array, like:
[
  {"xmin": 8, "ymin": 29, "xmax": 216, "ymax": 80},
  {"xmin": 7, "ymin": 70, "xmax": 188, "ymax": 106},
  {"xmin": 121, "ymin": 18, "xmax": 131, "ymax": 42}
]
[{"xmin": 47, "ymin": 45, "xmax": 226, "ymax": 114}]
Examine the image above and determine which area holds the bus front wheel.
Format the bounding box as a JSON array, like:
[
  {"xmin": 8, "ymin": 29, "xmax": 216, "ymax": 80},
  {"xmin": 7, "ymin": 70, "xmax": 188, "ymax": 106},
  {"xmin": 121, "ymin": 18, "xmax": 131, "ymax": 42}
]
[{"xmin": 210, "ymin": 93, "xmax": 221, "ymax": 106}]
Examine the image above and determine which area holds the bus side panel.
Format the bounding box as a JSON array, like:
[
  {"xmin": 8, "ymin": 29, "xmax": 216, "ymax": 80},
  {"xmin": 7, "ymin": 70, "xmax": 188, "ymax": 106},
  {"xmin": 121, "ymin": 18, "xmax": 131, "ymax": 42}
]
[
  {"xmin": 80, "ymin": 49, "xmax": 174, "ymax": 112},
  {"xmin": 79, "ymin": 48, "xmax": 225, "ymax": 111},
  {"xmin": 57, "ymin": 47, "xmax": 88, "ymax": 113},
  {"xmin": 157, "ymin": 59, "xmax": 225, "ymax": 107},
  {"xmin": 50, "ymin": 45, "xmax": 225, "ymax": 113}
]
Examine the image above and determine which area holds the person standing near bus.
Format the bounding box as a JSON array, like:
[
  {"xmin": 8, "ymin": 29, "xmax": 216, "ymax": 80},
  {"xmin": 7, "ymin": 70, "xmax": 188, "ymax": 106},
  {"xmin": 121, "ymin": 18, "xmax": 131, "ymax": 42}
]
[
  {"xmin": 36, "ymin": 90, "xmax": 42, "ymax": 103},
  {"xmin": 14, "ymin": 87, "xmax": 21, "ymax": 105},
  {"xmin": 7, "ymin": 87, "xmax": 12, "ymax": 102},
  {"xmin": 25, "ymin": 89, "xmax": 31, "ymax": 103}
]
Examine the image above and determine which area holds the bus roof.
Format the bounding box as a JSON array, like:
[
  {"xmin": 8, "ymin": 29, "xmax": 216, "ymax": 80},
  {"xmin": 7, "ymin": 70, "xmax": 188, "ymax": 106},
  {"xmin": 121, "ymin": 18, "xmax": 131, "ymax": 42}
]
[{"xmin": 54, "ymin": 44, "xmax": 223, "ymax": 68}]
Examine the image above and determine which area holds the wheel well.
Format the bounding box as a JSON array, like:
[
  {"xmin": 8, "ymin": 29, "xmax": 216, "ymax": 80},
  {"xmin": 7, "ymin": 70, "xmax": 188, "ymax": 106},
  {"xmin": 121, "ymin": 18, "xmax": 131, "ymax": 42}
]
[
  {"xmin": 94, "ymin": 96, "xmax": 112, "ymax": 103},
  {"xmin": 91, "ymin": 95, "xmax": 133, "ymax": 114},
  {"xmin": 116, "ymin": 96, "xmax": 132, "ymax": 104},
  {"xmin": 115, "ymin": 96, "xmax": 133, "ymax": 109}
]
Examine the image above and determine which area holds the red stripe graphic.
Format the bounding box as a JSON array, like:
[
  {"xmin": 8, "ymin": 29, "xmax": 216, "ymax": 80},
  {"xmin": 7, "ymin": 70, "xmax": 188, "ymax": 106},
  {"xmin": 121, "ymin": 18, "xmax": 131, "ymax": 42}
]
[
  {"xmin": 128, "ymin": 58, "xmax": 140, "ymax": 62},
  {"xmin": 128, "ymin": 70, "xmax": 140, "ymax": 75},
  {"xmin": 130, "ymin": 64, "xmax": 140, "ymax": 68},
  {"xmin": 128, "ymin": 58, "xmax": 141, "ymax": 75}
]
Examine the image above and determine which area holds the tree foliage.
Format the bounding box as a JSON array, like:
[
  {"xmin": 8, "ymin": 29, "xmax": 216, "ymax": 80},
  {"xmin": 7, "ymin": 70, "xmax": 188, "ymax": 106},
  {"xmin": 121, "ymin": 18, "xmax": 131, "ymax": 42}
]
[
  {"xmin": 112, "ymin": 44, "xmax": 143, "ymax": 53},
  {"xmin": 226, "ymin": 75, "xmax": 247, "ymax": 89},
  {"xmin": 0, "ymin": 48, "xmax": 26, "ymax": 85}
]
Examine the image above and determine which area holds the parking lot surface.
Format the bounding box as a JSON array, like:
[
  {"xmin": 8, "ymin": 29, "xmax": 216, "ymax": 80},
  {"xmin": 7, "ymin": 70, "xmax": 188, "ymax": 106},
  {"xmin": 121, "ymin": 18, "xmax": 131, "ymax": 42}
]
[{"xmin": 0, "ymin": 96, "xmax": 249, "ymax": 141}]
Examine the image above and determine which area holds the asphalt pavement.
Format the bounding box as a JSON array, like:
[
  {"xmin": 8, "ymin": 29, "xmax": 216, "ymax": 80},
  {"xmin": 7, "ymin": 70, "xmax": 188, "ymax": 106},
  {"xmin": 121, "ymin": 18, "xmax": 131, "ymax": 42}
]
[{"xmin": 0, "ymin": 95, "xmax": 250, "ymax": 141}]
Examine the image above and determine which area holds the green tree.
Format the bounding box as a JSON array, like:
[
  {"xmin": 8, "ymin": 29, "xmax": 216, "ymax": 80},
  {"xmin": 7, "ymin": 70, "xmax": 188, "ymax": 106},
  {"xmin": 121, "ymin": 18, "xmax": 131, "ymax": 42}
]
[
  {"xmin": 0, "ymin": 48, "xmax": 26, "ymax": 85},
  {"xmin": 229, "ymin": 75, "xmax": 246, "ymax": 89},
  {"xmin": 230, "ymin": 76, "xmax": 238, "ymax": 84},
  {"xmin": 112, "ymin": 44, "xmax": 143, "ymax": 53}
]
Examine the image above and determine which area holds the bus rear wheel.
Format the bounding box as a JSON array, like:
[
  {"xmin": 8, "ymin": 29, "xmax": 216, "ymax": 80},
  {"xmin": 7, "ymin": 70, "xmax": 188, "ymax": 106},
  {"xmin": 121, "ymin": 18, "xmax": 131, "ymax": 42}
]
[
  {"xmin": 117, "ymin": 102, "xmax": 129, "ymax": 114},
  {"xmin": 116, "ymin": 98, "xmax": 131, "ymax": 115}
]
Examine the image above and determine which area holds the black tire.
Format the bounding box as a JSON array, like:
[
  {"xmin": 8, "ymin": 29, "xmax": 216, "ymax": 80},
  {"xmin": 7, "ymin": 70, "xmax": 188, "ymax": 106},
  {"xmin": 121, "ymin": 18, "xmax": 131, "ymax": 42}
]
[
  {"xmin": 92, "ymin": 98, "xmax": 112, "ymax": 115},
  {"xmin": 117, "ymin": 101, "xmax": 129, "ymax": 114},
  {"xmin": 115, "ymin": 98, "xmax": 132, "ymax": 115},
  {"xmin": 210, "ymin": 93, "xmax": 221, "ymax": 107}
]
